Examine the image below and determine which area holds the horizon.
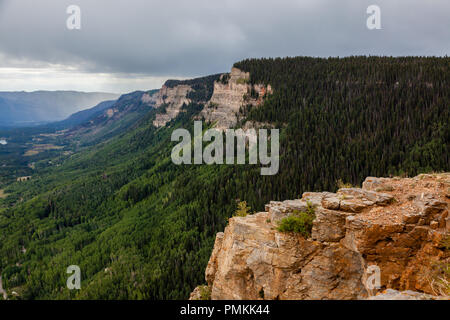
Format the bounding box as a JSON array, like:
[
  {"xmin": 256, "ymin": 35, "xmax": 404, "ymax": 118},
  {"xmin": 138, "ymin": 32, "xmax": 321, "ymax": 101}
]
[
  {"xmin": 1, "ymin": 0, "xmax": 449, "ymax": 92},
  {"xmin": 1, "ymin": 54, "xmax": 448, "ymax": 94},
  {"xmin": 0, "ymin": 54, "xmax": 447, "ymax": 123}
]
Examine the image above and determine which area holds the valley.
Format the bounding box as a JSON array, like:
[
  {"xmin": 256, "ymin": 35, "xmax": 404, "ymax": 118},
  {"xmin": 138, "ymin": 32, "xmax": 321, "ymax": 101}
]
[
  {"xmin": 24, "ymin": 144, "xmax": 64, "ymax": 157},
  {"xmin": 0, "ymin": 127, "xmax": 71, "ymax": 188}
]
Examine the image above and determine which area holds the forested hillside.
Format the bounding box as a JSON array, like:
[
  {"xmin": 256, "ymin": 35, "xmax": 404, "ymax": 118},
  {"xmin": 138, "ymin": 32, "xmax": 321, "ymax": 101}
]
[
  {"xmin": 0, "ymin": 56, "xmax": 448, "ymax": 300},
  {"xmin": 233, "ymin": 56, "xmax": 449, "ymax": 194}
]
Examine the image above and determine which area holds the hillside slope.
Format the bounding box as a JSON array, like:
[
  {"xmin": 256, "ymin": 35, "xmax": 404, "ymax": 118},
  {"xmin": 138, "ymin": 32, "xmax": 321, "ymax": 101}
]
[{"xmin": 53, "ymin": 100, "xmax": 118, "ymax": 129}]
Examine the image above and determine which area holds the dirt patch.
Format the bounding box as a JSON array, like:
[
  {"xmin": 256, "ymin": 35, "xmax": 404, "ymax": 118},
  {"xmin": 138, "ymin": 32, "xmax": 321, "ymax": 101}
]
[
  {"xmin": 24, "ymin": 144, "xmax": 63, "ymax": 156},
  {"xmin": 359, "ymin": 173, "xmax": 450, "ymax": 225}
]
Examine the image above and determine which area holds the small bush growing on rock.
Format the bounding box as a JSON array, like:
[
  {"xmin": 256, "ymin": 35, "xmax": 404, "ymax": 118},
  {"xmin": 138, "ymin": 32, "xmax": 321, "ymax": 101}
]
[
  {"xmin": 234, "ymin": 201, "xmax": 251, "ymax": 217},
  {"xmin": 336, "ymin": 179, "xmax": 353, "ymax": 189},
  {"xmin": 305, "ymin": 200, "xmax": 315, "ymax": 215},
  {"xmin": 199, "ymin": 285, "xmax": 211, "ymax": 300},
  {"xmin": 277, "ymin": 203, "xmax": 315, "ymax": 237}
]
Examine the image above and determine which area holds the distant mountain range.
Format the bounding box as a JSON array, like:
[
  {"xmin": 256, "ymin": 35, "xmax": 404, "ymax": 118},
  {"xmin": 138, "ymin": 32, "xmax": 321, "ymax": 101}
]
[
  {"xmin": 0, "ymin": 91, "xmax": 120, "ymax": 126},
  {"xmin": 54, "ymin": 99, "xmax": 117, "ymax": 128}
]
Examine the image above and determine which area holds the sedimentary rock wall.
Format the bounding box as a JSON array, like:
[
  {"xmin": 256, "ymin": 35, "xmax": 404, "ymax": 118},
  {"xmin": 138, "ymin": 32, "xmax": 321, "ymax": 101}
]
[
  {"xmin": 200, "ymin": 67, "xmax": 272, "ymax": 130},
  {"xmin": 152, "ymin": 84, "xmax": 193, "ymax": 127},
  {"xmin": 151, "ymin": 67, "xmax": 272, "ymax": 129},
  {"xmin": 192, "ymin": 173, "xmax": 450, "ymax": 300}
]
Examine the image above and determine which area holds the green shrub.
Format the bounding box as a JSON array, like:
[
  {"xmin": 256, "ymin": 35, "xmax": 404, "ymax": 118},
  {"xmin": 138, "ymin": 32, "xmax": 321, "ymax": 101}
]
[
  {"xmin": 199, "ymin": 285, "xmax": 211, "ymax": 300},
  {"xmin": 336, "ymin": 179, "xmax": 353, "ymax": 189},
  {"xmin": 234, "ymin": 201, "xmax": 251, "ymax": 217},
  {"xmin": 277, "ymin": 202, "xmax": 315, "ymax": 237}
]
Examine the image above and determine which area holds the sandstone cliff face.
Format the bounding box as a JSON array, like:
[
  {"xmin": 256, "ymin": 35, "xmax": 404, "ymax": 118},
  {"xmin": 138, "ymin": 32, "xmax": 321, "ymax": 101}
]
[
  {"xmin": 152, "ymin": 84, "xmax": 192, "ymax": 127},
  {"xmin": 200, "ymin": 67, "xmax": 272, "ymax": 130},
  {"xmin": 193, "ymin": 174, "xmax": 450, "ymax": 300},
  {"xmin": 151, "ymin": 67, "xmax": 271, "ymax": 129}
]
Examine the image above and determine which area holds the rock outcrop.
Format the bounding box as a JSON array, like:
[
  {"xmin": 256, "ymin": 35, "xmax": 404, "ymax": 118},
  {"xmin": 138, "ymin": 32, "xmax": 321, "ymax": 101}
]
[
  {"xmin": 192, "ymin": 173, "xmax": 450, "ymax": 300},
  {"xmin": 151, "ymin": 67, "xmax": 272, "ymax": 129},
  {"xmin": 200, "ymin": 67, "xmax": 272, "ymax": 130},
  {"xmin": 152, "ymin": 84, "xmax": 193, "ymax": 127}
]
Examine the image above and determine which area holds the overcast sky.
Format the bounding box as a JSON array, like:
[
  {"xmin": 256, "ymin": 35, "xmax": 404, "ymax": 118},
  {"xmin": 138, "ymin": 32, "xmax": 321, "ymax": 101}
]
[{"xmin": 0, "ymin": 0, "xmax": 448, "ymax": 93}]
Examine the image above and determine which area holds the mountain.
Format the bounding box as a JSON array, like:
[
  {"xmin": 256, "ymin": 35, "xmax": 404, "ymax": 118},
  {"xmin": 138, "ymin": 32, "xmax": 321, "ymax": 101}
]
[
  {"xmin": 0, "ymin": 96, "xmax": 36, "ymax": 126},
  {"xmin": 0, "ymin": 91, "xmax": 120, "ymax": 126},
  {"xmin": 0, "ymin": 56, "xmax": 448, "ymax": 300},
  {"xmin": 53, "ymin": 100, "xmax": 117, "ymax": 129},
  {"xmin": 62, "ymin": 89, "xmax": 159, "ymax": 145},
  {"xmin": 62, "ymin": 75, "xmax": 220, "ymax": 146}
]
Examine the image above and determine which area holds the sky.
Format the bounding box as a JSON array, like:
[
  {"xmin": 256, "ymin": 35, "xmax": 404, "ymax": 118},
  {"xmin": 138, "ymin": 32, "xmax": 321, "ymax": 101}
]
[{"xmin": 0, "ymin": 0, "xmax": 448, "ymax": 93}]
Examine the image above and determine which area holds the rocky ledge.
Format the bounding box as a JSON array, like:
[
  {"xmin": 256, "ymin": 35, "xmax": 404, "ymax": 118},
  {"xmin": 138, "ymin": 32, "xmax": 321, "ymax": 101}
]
[{"xmin": 191, "ymin": 173, "xmax": 450, "ymax": 300}]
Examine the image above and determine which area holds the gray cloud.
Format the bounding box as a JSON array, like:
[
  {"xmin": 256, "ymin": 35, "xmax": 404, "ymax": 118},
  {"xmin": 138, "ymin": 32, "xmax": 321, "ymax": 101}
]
[{"xmin": 0, "ymin": 0, "xmax": 449, "ymax": 88}]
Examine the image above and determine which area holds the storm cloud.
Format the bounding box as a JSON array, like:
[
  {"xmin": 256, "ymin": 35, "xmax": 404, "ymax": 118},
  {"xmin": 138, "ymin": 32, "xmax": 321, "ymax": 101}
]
[{"xmin": 0, "ymin": 0, "xmax": 448, "ymax": 92}]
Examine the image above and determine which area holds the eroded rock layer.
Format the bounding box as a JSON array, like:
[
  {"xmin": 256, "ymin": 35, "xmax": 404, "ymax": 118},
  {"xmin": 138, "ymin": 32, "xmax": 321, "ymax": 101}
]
[
  {"xmin": 152, "ymin": 84, "xmax": 193, "ymax": 127},
  {"xmin": 151, "ymin": 67, "xmax": 272, "ymax": 129},
  {"xmin": 200, "ymin": 67, "xmax": 272, "ymax": 130}
]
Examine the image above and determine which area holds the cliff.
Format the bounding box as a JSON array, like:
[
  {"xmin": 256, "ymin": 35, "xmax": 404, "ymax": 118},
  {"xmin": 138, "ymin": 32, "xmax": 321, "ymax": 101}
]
[
  {"xmin": 191, "ymin": 173, "xmax": 450, "ymax": 300},
  {"xmin": 152, "ymin": 67, "xmax": 271, "ymax": 128},
  {"xmin": 199, "ymin": 67, "xmax": 272, "ymax": 130},
  {"xmin": 151, "ymin": 84, "xmax": 193, "ymax": 127}
]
